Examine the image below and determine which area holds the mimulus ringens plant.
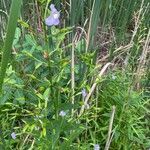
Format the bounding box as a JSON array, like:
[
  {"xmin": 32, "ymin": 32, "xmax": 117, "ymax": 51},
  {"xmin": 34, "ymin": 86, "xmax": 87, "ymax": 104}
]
[{"xmin": 45, "ymin": 4, "xmax": 60, "ymax": 26}]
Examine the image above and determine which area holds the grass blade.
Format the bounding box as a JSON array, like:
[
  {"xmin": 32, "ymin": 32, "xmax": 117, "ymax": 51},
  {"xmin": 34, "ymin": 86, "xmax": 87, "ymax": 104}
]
[{"xmin": 0, "ymin": 0, "xmax": 22, "ymax": 94}]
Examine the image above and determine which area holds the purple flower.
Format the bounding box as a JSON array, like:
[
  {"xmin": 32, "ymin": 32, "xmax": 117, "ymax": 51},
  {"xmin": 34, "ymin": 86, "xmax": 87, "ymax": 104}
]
[
  {"xmin": 59, "ymin": 110, "xmax": 66, "ymax": 117},
  {"xmin": 94, "ymin": 144, "xmax": 100, "ymax": 150},
  {"xmin": 11, "ymin": 132, "xmax": 16, "ymax": 139},
  {"xmin": 82, "ymin": 88, "xmax": 87, "ymax": 98},
  {"xmin": 45, "ymin": 4, "xmax": 60, "ymax": 26}
]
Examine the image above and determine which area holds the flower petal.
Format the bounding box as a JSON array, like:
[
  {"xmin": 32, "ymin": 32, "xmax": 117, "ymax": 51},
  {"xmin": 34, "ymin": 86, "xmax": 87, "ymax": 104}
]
[
  {"xmin": 82, "ymin": 88, "xmax": 87, "ymax": 98},
  {"xmin": 45, "ymin": 15, "xmax": 55, "ymax": 26},
  {"xmin": 11, "ymin": 132, "xmax": 16, "ymax": 139},
  {"xmin": 45, "ymin": 4, "xmax": 60, "ymax": 26},
  {"xmin": 94, "ymin": 144, "xmax": 100, "ymax": 150},
  {"xmin": 59, "ymin": 110, "xmax": 66, "ymax": 117},
  {"xmin": 50, "ymin": 4, "xmax": 57, "ymax": 13},
  {"xmin": 53, "ymin": 18, "xmax": 60, "ymax": 25}
]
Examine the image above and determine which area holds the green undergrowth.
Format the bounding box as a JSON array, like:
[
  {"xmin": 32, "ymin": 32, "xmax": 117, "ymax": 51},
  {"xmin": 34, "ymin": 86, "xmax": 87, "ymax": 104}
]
[{"xmin": 0, "ymin": 0, "xmax": 149, "ymax": 149}]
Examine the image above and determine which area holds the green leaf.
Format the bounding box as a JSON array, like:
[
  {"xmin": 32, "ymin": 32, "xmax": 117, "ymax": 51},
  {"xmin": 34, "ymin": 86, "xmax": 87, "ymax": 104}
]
[
  {"xmin": 13, "ymin": 27, "xmax": 21, "ymax": 46},
  {"xmin": 14, "ymin": 90, "xmax": 25, "ymax": 104},
  {"xmin": 43, "ymin": 88, "xmax": 50, "ymax": 100}
]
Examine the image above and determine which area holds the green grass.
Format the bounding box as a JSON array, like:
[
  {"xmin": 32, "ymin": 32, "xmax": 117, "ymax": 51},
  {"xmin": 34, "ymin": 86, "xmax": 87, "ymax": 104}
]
[{"xmin": 0, "ymin": 0, "xmax": 149, "ymax": 149}]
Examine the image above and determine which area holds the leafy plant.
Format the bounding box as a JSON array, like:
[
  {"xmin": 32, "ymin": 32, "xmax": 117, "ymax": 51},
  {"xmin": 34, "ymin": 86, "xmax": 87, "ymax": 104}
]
[{"xmin": 0, "ymin": 0, "xmax": 149, "ymax": 149}]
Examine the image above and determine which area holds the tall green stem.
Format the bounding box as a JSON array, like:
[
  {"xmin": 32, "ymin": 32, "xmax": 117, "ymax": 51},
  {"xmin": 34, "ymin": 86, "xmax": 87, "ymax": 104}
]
[{"xmin": 0, "ymin": 0, "xmax": 22, "ymax": 94}]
